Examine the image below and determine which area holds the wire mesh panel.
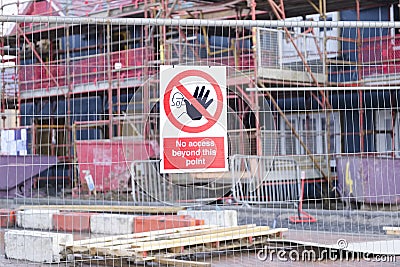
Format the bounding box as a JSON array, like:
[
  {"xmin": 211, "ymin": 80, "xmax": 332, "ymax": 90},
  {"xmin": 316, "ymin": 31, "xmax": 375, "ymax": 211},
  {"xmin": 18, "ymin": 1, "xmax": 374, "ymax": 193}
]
[
  {"xmin": 231, "ymin": 155, "xmax": 301, "ymax": 206},
  {"xmin": 0, "ymin": 2, "xmax": 400, "ymax": 265},
  {"xmin": 130, "ymin": 159, "xmax": 165, "ymax": 203}
]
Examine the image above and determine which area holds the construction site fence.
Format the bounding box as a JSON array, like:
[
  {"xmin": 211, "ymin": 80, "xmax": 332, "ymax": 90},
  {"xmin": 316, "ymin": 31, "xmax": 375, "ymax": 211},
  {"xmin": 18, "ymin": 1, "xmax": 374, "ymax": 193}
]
[
  {"xmin": 3, "ymin": 15, "xmax": 400, "ymax": 28},
  {"xmin": 0, "ymin": 14, "xmax": 400, "ymax": 266}
]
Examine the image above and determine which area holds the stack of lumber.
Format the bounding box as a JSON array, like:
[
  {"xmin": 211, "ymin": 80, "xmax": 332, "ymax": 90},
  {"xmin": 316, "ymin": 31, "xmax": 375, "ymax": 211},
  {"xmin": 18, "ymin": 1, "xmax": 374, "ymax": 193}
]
[
  {"xmin": 383, "ymin": 226, "xmax": 400, "ymax": 235},
  {"xmin": 18, "ymin": 205, "xmax": 185, "ymax": 214},
  {"xmin": 63, "ymin": 224, "xmax": 287, "ymax": 265}
]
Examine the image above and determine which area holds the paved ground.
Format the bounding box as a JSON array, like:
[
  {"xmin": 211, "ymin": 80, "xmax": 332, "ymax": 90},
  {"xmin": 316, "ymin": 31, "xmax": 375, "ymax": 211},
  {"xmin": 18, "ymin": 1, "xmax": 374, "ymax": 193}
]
[
  {"xmin": 0, "ymin": 230, "xmax": 397, "ymax": 266},
  {"xmin": 0, "ymin": 200, "xmax": 399, "ymax": 266}
]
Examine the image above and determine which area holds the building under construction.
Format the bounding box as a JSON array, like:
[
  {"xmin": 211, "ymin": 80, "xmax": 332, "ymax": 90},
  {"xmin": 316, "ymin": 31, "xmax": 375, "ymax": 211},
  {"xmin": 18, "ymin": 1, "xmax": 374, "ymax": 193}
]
[{"xmin": 0, "ymin": 0, "xmax": 400, "ymax": 206}]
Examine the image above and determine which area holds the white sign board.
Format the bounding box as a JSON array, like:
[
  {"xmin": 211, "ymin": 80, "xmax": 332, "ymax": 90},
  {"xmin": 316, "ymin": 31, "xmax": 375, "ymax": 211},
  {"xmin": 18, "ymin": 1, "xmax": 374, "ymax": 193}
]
[
  {"xmin": 160, "ymin": 65, "xmax": 228, "ymax": 173},
  {"xmin": 1, "ymin": 128, "xmax": 28, "ymax": 155}
]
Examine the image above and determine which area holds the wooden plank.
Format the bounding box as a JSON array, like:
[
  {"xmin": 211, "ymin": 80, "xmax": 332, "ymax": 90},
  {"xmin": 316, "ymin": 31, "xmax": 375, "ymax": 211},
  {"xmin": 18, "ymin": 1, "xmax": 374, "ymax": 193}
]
[
  {"xmin": 134, "ymin": 227, "xmax": 288, "ymax": 252},
  {"xmin": 200, "ymin": 236, "xmax": 272, "ymax": 252},
  {"xmin": 103, "ymin": 234, "xmax": 278, "ymax": 260},
  {"xmin": 93, "ymin": 246, "xmax": 132, "ymax": 257},
  {"xmin": 95, "ymin": 225, "xmax": 259, "ymax": 251},
  {"xmin": 65, "ymin": 225, "xmax": 214, "ymax": 247},
  {"xmin": 386, "ymin": 230, "xmax": 400, "ymax": 235},
  {"xmin": 19, "ymin": 205, "xmax": 185, "ymax": 214},
  {"xmin": 65, "ymin": 226, "xmax": 287, "ymax": 260},
  {"xmin": 153, "ymin": 257, "xmax": 211, "ymax": 267},
  {"xmin": 153, "ymin": 224, "xmax": 259, "ymax": 242},
  {"xmin": 83, "ymin": 225, "xmax": 276, "ymax": 258},
  {"xmin": 383, "ymin": 226, "xmax": 400, "ymax": 235},
  {"xmin": 131, "ymin": 235, "xmax": 276, "ymax": 260}
]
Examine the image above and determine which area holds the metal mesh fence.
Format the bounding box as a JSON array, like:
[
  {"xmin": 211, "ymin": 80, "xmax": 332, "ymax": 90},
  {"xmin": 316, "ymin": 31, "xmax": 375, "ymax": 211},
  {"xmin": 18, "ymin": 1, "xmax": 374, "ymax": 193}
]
[{"xmin": 0, "ymin": 7, "xmax": 399, "ymax": 266}]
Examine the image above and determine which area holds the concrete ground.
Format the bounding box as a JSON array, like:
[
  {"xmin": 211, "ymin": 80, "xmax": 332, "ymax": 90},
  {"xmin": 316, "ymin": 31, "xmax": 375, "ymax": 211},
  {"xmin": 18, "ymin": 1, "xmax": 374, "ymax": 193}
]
[
  {"xmin": 0, "ymin": 199, "xmax": 399, "ymax": 266},
  {"xmin": 0, "ymin": 229, "xmax": 397, "ymax": 266}
]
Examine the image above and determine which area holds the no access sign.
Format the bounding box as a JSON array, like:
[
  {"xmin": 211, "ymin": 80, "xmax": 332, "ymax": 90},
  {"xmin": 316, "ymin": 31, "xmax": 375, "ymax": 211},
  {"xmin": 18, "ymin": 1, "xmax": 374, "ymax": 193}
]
[{"xmin": 160, "ymin": 65, "xmax": 228, "ymax": 173}]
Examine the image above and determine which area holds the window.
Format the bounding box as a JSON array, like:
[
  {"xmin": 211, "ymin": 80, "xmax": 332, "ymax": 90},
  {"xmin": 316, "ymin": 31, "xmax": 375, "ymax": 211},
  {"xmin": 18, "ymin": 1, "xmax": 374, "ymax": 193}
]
[
  {"xmin": 112, "ymin": 31, "xmax": 128, "ymax": 52},
  {"xmin": 375, "ymin": 110, "xmax": 393, "ymax": 155},
  {"xmin": 396, "ymin": 113, "xmax": 400, "ymax": 157},
  {"xmin": 279, "ymin": 112, "xmax": 341, "ymax": 156},
  {"xmin": 284, "ymin": 118, "xmax": 298, "ymax": 155}
]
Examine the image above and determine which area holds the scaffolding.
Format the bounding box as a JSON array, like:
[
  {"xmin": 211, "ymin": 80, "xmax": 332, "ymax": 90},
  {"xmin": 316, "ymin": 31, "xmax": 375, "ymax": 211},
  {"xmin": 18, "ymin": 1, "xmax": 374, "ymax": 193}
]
[{"xmin": 0, "ymin": 0, "xmax": 399, "ymax": 204}]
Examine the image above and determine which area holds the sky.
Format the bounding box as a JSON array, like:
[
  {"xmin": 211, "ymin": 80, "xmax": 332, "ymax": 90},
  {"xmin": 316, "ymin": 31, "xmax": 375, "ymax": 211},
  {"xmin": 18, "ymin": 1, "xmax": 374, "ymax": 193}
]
[
  {"xmin": 0, "ymin": 0, "xmax": 19, "ymax": 61},
  {"xmin": 0, "ymin": 0, "xmax": 21, "ymax": 36},
  {"xmin": 1, "ymin": 0, "xmax": 18, "ymax": 15}
]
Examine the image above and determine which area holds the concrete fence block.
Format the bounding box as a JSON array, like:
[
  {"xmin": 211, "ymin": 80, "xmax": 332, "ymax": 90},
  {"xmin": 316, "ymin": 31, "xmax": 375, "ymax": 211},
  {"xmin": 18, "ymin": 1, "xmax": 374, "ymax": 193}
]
[
  {"xmin": 177, "ymin": 210, "xmax": 238, "ymax": 227},
  {"xmin": 53, "ymin": 212, "xmax": 93, "ymax": 232},
  {"xmin": 0, "ymin": 209, "xmax": 16, "ymax": 228},
  {"xmin": 17, "ymin": 209, "xmax": 60, "ymax": 230},
  {"xmin": 5, "ymin": 230, "xmax": 73, "ymax": 263},
  {"xmin": 90, "ymin": 213, "xmax": 135, "ymax": 234},
  {"xmin": 133, "ymin": 215, "xmax": 204, "ymax": 233}
]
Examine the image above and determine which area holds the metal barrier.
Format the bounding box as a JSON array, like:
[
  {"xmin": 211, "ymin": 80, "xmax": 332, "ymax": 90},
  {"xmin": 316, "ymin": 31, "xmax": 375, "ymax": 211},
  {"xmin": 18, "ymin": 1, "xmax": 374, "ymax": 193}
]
[
  {"xmin": 231, "ymin": 154, "xmax": 301, "ymax": 206},
  {"xmin": 129, "ymin": 159, "xmax": 172, "ymax": 203},
  {"xmin": 129, "ymin": 160, "xmax": 231, "ymax": 205},
  {"xmin": 132, "ymin": 156, "xmax": 303, "ymax": 207}
]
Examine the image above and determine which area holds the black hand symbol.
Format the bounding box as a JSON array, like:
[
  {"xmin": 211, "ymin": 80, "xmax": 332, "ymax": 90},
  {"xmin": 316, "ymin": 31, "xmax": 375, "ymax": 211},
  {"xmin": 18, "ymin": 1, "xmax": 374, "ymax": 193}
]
[{"xmin": 184, "ymin": 86, "xmax": 213, "ymax": 120}]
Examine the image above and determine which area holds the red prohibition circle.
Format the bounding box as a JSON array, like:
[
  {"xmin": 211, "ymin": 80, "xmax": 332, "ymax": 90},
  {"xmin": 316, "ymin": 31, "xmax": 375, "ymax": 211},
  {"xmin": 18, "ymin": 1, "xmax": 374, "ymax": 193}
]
[{"xmin": 164, "ymin": 69, "xmax": 224, "ymax": 133}]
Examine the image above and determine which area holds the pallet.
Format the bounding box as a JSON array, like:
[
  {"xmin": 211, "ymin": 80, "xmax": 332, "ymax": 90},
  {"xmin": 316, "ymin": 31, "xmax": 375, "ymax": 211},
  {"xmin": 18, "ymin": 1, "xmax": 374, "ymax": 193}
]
[
  {"xmin": 63, "ymin": 225, "xmax": 287, "ymax": 264},
  {"xmin": 383, "ymin": 226, "xmax": 400, "ymax": 235},
  {"xmin": 64, "ymin": 225, "xmax": 215, "ymax": 254}
]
